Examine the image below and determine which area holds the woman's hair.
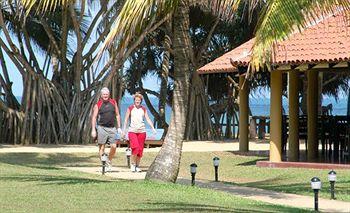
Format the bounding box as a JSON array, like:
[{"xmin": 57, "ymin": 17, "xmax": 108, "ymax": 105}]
[{"xmin": 133, "ymin": 92, "xmax": 143, "ymax": 100}]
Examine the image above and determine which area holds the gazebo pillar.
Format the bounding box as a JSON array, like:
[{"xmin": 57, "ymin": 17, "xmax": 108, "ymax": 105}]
[
  {"xmin": 270, "ymin": 70, "xmax": 282, "ymax": 162},
  {"xmin": 239, "ymin": 75, "xmax": 249, "ymax": 152},
  {"xmin": 288, "ymin": 70, "xmax": 299, "ymax": 161},
  {"xmin": 307, "ymin": 70, "xmax": 319, "ymax": 160}
]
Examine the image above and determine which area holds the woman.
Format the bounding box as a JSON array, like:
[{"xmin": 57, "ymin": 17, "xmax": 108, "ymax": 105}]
[{"xmin": 122, "ymin": 93, "xmax": 156, "ymax": 172}]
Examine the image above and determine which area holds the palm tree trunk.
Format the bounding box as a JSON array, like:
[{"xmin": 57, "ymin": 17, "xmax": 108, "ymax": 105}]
[
  {"xmin": 348, "ymin": 89, "xmax": 350, "ymax": 116},
  {"xmin": 158, "ymin": 26, "xmax": 171, "ymax": 137},
  {"xmin": 146, "ymin": 0, "xmax": 190, "ymax": 183}
]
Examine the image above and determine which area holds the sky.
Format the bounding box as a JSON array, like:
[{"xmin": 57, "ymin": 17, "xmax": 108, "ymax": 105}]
[{"xmin": 1, "ymin": 4, "xmax": 348, "ymax": 102}]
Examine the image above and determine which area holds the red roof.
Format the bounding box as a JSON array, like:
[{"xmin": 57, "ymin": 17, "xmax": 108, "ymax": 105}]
[{"xmin": 198, "ymin": 13, "xmax": 350, "ymax": 74}]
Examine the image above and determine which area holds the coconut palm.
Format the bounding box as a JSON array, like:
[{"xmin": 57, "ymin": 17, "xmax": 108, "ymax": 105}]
[
  {"xmin": 21, "ymin": 0, "xmax": 350, "ymax": 182},
  {"xmin": 348, "ymin": 90, "xmax": 350, "ymax": 116}
]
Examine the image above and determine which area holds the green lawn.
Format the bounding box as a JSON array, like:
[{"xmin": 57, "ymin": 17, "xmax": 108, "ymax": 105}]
[
  {"xmin": 0, "ymin": 154, "xmax": 311, "ymax": 213},
  {"xmin": 176, "ymin": 151, "xmax": 350, "ymax": 202},
  {"xmin": 0, "ymin": 150, "xmax": 349, "ymax": 204}
]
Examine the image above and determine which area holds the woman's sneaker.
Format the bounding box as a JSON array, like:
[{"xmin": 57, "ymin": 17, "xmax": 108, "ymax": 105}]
[
  {"xmin": 130, "ymin": 164, "xmax": 136, "ymax": 172},
  {"xmin": 135, "ymin": 166, "xmax": 142, "ymax": 172}
]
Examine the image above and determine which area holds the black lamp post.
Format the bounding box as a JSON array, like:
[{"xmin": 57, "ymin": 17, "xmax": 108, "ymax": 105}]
[
  {"xmin": 213, "ymin": 157, "xmax": 220, "ymax": 182},
  {"xmin": 190, "ymin": 163, "xmax": 197, "ymax": 186},
  {"xmin": 328, "ymin": 170, "xmax": 336, "ymax": 200},
  {"xmin": 311, "ymin": 177, "xmax": 321, "ymax": 211},
  {"xmin": 101, "ymin": 153, "xmax": 108, "ymax": 175},
  {"xmin": 125, "ymin": 148, "xmax": 132, "ymax": 167}
]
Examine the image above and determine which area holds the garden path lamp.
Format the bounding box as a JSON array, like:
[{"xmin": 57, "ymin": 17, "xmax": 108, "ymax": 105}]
[
  {"xmin": 125, "ymin": 148, "xmax": 132, "ymax": 167},
  {"xmin": 328, "ymin": 170, "xmax": 336, "ymax": 199},
  {"xmin": 311, "ymin": 177, "xmax": 321, "ymax": 211},
  {"xmin": 190, "ymin": 163, "xmax": 197, "ymax": 186},
  {"xmin": 101, "ymin": 153, "xmax": 108, "ymax": 175},
  {"xmin": 213, "ymin": 157, "xmax": 220, "ymax": 182}
]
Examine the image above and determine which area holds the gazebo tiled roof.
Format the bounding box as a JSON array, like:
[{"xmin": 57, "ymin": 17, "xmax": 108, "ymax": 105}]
[{"xmin": 198, "ymin": 13, "xmax": 350, "ymax": 74}]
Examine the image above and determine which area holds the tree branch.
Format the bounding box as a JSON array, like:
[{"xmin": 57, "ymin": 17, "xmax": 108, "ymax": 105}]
[
  {"xmin": 82, "ymin": 12, "xmax": 119, "ymax": 61},
  {"xmin": 40, "ymin": 18, "xmax": 62, "ymax": 56},
  {"xmin": 96, "ymin": 14, "xmax": 172, "ymax": 87},
  {"xmin": 195, "ymin": 17, "xmax": 220, "ymax": 66},
  {"xmin": 82, "ymin": 1, "xmax": 107, "ymax": 45},
  {"xmin": 70, "ymin": 6, "xmax": 83, "ymax": 95},
  {"xmin": 143, "ymin": 88, "xmax": 160, "ymax": 98}
]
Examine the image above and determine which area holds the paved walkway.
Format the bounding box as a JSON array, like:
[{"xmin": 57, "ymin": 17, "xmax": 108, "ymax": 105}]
[{"xmin": 63, "ymin": 166, "xmax": 350, "ymax": 213}]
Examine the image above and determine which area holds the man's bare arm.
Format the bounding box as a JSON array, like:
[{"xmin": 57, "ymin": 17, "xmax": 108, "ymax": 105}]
[{"xmin": 91, "ymin": 105, "xmax": 98, "ymax": 137}]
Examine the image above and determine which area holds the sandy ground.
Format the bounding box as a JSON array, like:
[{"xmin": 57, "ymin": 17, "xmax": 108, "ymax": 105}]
[{"xmin": 0, "ymin": 140, "xmax": 271, "ymax": 153}]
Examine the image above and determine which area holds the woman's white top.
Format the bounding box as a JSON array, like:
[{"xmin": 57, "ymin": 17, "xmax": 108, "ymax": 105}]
[{"xmin": 128, "ymin": 105, "xmax": 146, "ymax": 133}]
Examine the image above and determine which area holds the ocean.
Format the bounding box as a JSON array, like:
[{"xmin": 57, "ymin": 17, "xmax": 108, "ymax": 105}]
[
  {"xmin": 13, "ymin": 95, "xmax": 348, "ymax": 120},
  {"xmin": 120, "ymin": 96, "xmax": 349, "ymax": 124}
]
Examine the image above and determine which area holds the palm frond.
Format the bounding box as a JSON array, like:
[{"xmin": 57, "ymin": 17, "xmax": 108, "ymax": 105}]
[
  {"xmin": 250, "ymin": 0, "xmax": 350, "ymax": 71},
  {"xmin": 101, "ymin": 0, "xmax": 179, "ymax": 56},
  {"xmin": 20, "ymin": 0, "xmax": 77, "ymax": 14},
  {"xmin": 199, "ymin": 0, "xmax": 241, "ymax": 21}
]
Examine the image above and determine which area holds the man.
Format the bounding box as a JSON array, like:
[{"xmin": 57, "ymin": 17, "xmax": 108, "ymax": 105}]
[{"xmin": 91, "ymin": 87, "xmax": 122, "ymax": 172}]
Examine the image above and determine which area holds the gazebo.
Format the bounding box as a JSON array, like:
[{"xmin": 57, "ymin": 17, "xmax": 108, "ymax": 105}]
[{"xmin": 198, "ymin": 13, "xmax": 350, "ymax": 163}]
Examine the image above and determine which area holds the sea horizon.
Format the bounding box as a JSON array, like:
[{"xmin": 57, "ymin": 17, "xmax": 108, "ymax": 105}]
[{"xmin": 13, "ymin": 95, "xmax": 349, "ymax": 121}]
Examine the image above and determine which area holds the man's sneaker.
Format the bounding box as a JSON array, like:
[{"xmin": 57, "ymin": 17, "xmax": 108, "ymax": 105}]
[
  {"xmin": 106, "ymin": 160, "xmax": 112, "ymax": 172},
  {"xmin": 130, "ymin": 164, "xmax": 136, "ymax": 172},
  {"xmin": 135, "ymin": 166, "xmax": 142, "ymax": 173}
]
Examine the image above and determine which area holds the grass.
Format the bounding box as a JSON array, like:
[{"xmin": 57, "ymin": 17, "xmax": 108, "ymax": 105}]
[
  {"xmin": 0, "ymin": 150, "xmax": 349, "ymax": 203},
  {"xmin": 0, "ymin": 154, "xmax": 311, "ymax": 213},
  {"xmin": 176, "ymin": 151, "xmax": 350, "ymax": 202}
]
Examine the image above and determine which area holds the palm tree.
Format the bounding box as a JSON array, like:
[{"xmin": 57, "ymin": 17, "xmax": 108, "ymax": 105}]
[
  {"xmin": 21, "ymin": 0, "xmax": 350, "ymax": 182},
  {"xmin": 348, "ymin": 90, "xmax": 350, "ymax": 116}
]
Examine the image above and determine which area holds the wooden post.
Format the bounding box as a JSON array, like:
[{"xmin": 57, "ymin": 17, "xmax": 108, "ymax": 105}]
[
  {"xmin": 270, "ymin": 71, "xmax": 282, "ymax": 162},
  {"xmin": 307, "ymin": 70, "xmax": 318, "ymax": 160},
  {"xmin": 239, "ymin": 75, "xmax": 249, "ymax": 152},
  {"xmin": 288, "ymin": 70, "xmax": 299, "ymax": 161}
]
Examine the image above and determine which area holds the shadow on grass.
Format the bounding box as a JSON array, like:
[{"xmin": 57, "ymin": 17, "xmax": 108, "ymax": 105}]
[
  {"xmin": 0, "ymin": 174, "xmax": 110, "ymax": 185},
  {"xmin": 115, "ymin": 201, "xmax": 308, "ymax": 212},
  {"xmin": 212, "ymin": 181, "xmax": 296, "ymax": 200},
  {"xmin": 244, "ymin": 182, "xmax": 309, "ymax": 194},
  {"xmin": 237, "ymin": 159, "xmax": 265, "ymax": 166},
  {"xmin": 223, "ymin": 176, "xmax": 308, "ymax": 196},
  {"xmin": 228, "ymin": 151, "xmax": 269, "ymax": 157},
  {"xmin": 0, "ymin": 153, "xmax": 97, "ymax": 169},
  {"xmin": 242, "ymin": 180, "xmax": 350, "ymax": 198}
]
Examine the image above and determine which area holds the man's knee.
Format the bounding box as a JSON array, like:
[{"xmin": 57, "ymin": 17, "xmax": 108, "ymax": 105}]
[{"xmin": 110, "ymin": 143, "xmax": 117, "ymax": 149}]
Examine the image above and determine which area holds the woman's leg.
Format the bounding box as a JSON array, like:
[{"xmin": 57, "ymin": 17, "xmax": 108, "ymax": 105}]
[
  {"xmin": 136, "ymin": 132, "xmax": 146, "ymax": 167},
  {"xmin": 128, "ymin": 132, "xmax": 140, "ymax": 170}
]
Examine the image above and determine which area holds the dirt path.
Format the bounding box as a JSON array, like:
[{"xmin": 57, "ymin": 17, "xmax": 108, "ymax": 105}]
[{"xmin": 0, "ymin": 140, "xmax": 270, "ymax": 153}]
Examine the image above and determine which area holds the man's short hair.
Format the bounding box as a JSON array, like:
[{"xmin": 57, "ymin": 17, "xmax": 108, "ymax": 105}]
[{"xmin": 100, "ymin": 87, "xmax": 110, "ymax": 95}]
